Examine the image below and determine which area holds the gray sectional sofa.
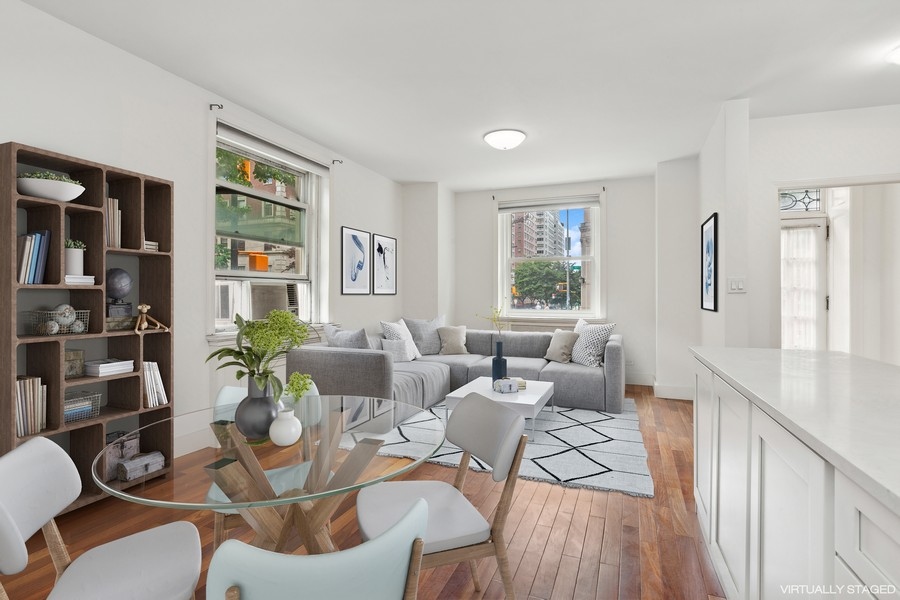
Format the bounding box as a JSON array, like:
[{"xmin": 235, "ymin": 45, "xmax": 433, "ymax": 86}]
[{"xmin": 286, "ymin": 329, "xmax": 625, "ymax": 413}]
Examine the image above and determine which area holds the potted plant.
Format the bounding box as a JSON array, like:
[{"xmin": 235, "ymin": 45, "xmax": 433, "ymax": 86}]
[
  {"xmin": 17, "ymin": 171, "xmax": 85, "ymax": 202},
  {"xmin": 206, "ymin": 309, "xmax": 309, "ymax": 439},
  {"xmin": 64, "ymin": 239, "xmax": 86, "ymax": 277}
]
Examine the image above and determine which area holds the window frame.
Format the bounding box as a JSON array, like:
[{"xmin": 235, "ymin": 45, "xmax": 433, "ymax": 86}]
[
  {"xmin": 495, "ymin": 193, "xmax": 606, "ymax": 320},
  {"xmin": 210, "ymin": 120, "xmax": 326, "ymax": 334}
]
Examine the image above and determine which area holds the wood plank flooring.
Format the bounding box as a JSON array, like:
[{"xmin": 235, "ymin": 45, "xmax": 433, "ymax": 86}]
[{"xmin": 1, "ymin": 386, "xmax": 725, "ymax": 599}]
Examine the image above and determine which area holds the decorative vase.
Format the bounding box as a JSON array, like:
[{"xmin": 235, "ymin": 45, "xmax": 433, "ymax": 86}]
[
  {"xmin": 492, "ymin": 340, "xmax": 507, "ymax": 381},
  {"xmin": 234, "ymin": 379, "xmax": 278, "ymax": 440},
  {"xmin": 269, "ymin": 408, "xmax": 302, "ymax": 446},
  {"xmin": 65, "ymin": 248, "xmax": 84, "ymax": 276},
  {"xmin": 296, "ymin": 381, "xmax": 323, "ymax": 427}
]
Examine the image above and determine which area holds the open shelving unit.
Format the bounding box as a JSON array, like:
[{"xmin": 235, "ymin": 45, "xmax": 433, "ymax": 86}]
[{"xmin": 1, "ymin": 142, "xmax": 174, "ymax": 512}]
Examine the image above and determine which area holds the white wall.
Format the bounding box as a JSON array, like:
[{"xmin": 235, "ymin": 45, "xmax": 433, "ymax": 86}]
[
  {"xmin": 749, "ymin": 104, "xmax": 900, "ymax": 349},
  {"xmin": 400, "ymin": 183, "xmax": 441, "ymax": 320},
  {"xmin": 0, "ymin": 0, "xmax": 405, "ymax": 420},
  {"xmin": 452, "ymin": 177, "xmax": 657, "ymax": 386},
  {"xmin": 655, "ymin": 156, "xmax": 700, "ymax": 399}
]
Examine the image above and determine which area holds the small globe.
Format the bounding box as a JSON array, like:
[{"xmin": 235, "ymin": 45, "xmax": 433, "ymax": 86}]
[{"xmin": 106, "ymin": 268, "xmax": 133, "ymax": 300}]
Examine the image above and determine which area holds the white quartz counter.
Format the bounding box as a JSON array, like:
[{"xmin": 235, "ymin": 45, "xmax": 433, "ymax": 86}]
[{"xmin": 691, "ymin": 347, "xmax": 900, "ymax": 515}]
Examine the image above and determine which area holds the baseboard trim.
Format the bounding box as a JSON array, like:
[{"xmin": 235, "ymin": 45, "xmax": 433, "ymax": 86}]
[
  {"xmin": 653, "ymin": 383, "xmax": 693, "ymax": 400},
  {"xmin": 626, "ymin": 372, "xmax": 654, "ymax": 387}
]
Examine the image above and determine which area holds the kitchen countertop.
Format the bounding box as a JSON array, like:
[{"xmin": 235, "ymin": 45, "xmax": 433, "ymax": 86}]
[{"xmin": 691, "ymin": 347, "xmax": 900, "ymax": 515}]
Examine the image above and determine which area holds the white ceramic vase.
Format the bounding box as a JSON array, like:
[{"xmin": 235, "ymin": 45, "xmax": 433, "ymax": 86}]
[
  {"xmin": 269, "ymin": 408, "xmax": 302, "ymax": 446},
  {"xmin": 65, "ymin": 248, "xmax": 84, "ymax": 276}
]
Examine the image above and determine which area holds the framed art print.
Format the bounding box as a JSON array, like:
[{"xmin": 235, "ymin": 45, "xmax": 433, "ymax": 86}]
[
  {"xmin": 701, "ymin": 212, "xmax": 718, "ymax": 311},
  {"xmin": 373, "ymin": 233, "xmax": 397, "ymax": 295},
  {"xmin": 341, "ymin": 226, "xmax": 370, "ymax": 294}
]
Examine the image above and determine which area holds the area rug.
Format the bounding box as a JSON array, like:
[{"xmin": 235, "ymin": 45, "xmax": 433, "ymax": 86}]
[{"xmin": 367, "ymin": 397, "xmax": 654, "ymax": 498}]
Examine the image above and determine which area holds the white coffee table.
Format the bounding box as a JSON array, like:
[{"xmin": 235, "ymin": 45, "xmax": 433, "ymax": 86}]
[{"xmin": 444, "ymin": 376, "xmax": 554, "ymax": 439}]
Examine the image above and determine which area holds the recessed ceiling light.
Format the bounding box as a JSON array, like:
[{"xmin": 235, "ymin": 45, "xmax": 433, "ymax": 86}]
[
  {"xmin": 484, "ymin": 129, "xmax": 526, "ymax": 150},
  {"xmin": 887, "ymin": 45, "xmax": 900, "ymax": 65}
]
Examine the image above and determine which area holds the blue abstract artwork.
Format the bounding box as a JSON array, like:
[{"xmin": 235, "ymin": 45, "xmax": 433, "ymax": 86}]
[
  {"xmin": 342, "ymin": 226, "xmax": 371, "ymax": 294},
  {"xmin": 373, "ymin": 233, "xmax": 397, "ymax": 295},
  {"xmin": 701, "ymin": 213, "xmax": 717, "ymax": 311}
]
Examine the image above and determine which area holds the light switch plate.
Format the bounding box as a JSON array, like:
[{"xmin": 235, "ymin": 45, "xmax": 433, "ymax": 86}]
[{"xmin": 727, "ymin": 277, "xmax": 747, "ymax": 294}]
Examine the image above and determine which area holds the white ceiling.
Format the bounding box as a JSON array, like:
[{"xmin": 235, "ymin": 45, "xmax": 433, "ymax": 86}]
[{"xmin": 23, "ymin": 0, "xmax": 900, "ymax": 191}]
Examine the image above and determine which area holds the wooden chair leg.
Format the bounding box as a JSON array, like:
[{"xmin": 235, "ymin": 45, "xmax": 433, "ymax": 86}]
[
  {"xmin": 213, "ymin": 512, "xmax": 226, "ymax": 551},
  {"xmin": 226, "ymin": 585, "xmax": 241, "ymax": 600},
  {"xmin": 468, "ymin": 559, "xmax": 481, "ymax": 592},
  {"xmin": 494, "ymin": 535, "xmax": 516, "ymax": 599}
]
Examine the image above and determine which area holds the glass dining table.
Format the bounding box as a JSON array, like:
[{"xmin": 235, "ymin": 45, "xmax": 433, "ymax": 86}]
[{"xmin": 91, "ymin": 395, "xmax": 445, "ymax": 554}]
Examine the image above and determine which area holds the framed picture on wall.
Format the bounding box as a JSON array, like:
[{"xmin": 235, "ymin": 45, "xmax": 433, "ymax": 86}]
[
  {"xmin": 372, "ymin": 233, "xmax": 397, "ymax": 295},
  {"xmin": 341, "ymin": 226, "xmax": 371, "ymax": 295},
  {"xmin": 701, "ymin": 212, "xmax": 718, "ymax": 311}
]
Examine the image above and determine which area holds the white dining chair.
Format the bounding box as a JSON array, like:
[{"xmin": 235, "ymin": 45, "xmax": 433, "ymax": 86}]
[
  {"xmin": 0, "ymin": 436, "xmax": 201, "ymax": 600},
  {"xmin": 206, "ymin": 498, "xmax": 428, "ymax": 599},
  {"xmin": 356, "ymin": 392, "xmax": 527, "ymax": 599}
]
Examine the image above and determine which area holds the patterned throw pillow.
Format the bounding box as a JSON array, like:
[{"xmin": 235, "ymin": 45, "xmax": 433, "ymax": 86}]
[
  {"xmin": 571, "ymin": 319, "xmax": 616, "ymax": 367},
  {"xmin": 380, "ymin": 319, "xmax": 421, "ymax": 359}
]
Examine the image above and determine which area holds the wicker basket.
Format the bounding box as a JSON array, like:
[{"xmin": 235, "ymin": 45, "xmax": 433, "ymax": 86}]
[
  {"xmin": 29, "ymin": 309, "xmax": 90, "ymax": 335},
  {"xmin": 64, "ymin": 391, "xmax": 101, "ymax": 423}
]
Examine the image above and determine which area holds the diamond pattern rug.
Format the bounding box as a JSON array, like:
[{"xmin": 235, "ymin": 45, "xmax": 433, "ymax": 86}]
[{"xmin": 374, "ymin": 397, "xmax": 654, "ymax": 498}]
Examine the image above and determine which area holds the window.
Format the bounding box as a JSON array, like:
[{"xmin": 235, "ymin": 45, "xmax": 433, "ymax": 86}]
[
  {"xmin": 213, "ymin": 123, "xmax": 326, "ymax": 332},
  {"xmin": 498, "ymin": 196, "xmax": 603, "ymax": 317}
]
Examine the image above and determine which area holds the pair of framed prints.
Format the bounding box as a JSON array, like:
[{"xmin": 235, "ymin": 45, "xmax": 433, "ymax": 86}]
[{"xmin": 341, "ymin": 226, "xmax": 397, "ymax": 295}]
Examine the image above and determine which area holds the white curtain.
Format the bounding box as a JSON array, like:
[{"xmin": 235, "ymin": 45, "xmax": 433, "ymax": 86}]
[{"xmin": 781, "ymin": 226, "xmax": 818, "ymax": 350}]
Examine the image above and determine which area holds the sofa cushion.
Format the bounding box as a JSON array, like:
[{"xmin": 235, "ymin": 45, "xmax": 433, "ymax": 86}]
[
  {"xmin": 418, "ymin": 353, "xmax": 485, "ymax": 391},
  {"xmin": 437, "ymin": 325, "xmax": 467, "ymax": 355},
  {"xmin": 463, "ymin": 330, "xmax": 493, "ymax": 356},
  {"xmin": 539, "ymin": 360, "xmax": 606, "ymax": 411},
  {"xmin": 403, "ymin": 316, "xmax": 445, "ymax": 355},
  {"xmin": 324, "ymin": 324, "xmax": 371, "ymax": 349},
  {"xmin": 467, "ymin": 356, "xmax": 548, "ymax": 382},
  {"xmin": 381, "ymin": 319, "xmax": 421, "ymax": 359},
  {"xmin": 544, "ymin": 329, "xmax": 580, "ymax": 363},
  {"xmin": 382, "ymin": 338, "xmax": 417, "ymax": 362},
  {"xmin": 393, "ymin": 361, "xmax": 450, "ymax": 409},
  {"xmin": 572, "ymin": 320, "xmax": 616, "ymax": 367},
  {"xmin": 494, "ymin": 331, "xmax": 552, "ymax": 359}
]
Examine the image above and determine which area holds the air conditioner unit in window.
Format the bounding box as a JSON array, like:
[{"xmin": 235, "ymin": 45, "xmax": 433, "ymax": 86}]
[{"xmin": 250, "ymin": 282, "xmax": 300, "ymax": 320}]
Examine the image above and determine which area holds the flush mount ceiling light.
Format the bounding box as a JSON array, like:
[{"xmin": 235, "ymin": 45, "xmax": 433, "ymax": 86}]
[
  {"xmin": 483, "ymin": 129, "xmax": 527, "ymax": 150},
  {"xmin": 887, "ymin": 45, "xmax": 900, "ymax": 65}
]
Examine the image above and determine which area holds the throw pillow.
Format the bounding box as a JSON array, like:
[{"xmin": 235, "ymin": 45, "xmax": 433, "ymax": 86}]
[
  {"xmin": 437, "ymin": 325, "xmax": 468, "ymax": 355},
  {"xmin": 571, "ymin": 319, "xmax": 616, "ymax": 367},
  {"xmin": 402, "ymin": 315, "xmax": 445, "ymax": 355},
  {"xmin": 381, "ymin": 338, "xmax": 417, "ymax": 362},
  {"xmin": 324, "ymin": 324, "xmax": 371, "ymax": 349},
  {"xmin": 544, "ymin": 329, "xmax": 580, "ymax": 363},
  {"xmin": 380, "ymin": 319, "xmax": 421, "ymax": 359}
]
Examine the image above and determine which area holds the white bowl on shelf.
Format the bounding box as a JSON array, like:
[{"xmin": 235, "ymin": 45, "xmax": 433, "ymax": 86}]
[{"xmin": 17, "ymin": 178, "xmax": 85, "ymax": 202}]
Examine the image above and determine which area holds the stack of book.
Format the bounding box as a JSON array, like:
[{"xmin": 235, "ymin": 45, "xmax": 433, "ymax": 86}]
[
  {"xmin": 510, "ymin": 376, "xmax": 527, "ymax": 390},
  {"xmin": 16, "ymin": 375, "xmax": 47, "ymax": 436},
  {"xmin": 85, "ymin": 358, "xmax": 134, "ymax": 377},
  {"xmin": 142, "ymin": 361, "xmax": 169, "ymax": 407},
  {"xmin": 106, "ymin": 197, "xmax": 121, "ymax": 248},
  {"xmin": 16, "ymin": 230, "xmax": 50, "ymax": 284},
  {"xmin": 65, "ymin": 274, "xmax": 95, "ymax": 285},
  {"xmin": 143, "ymin": 240, "xmax": 159, "ymax": 252}
]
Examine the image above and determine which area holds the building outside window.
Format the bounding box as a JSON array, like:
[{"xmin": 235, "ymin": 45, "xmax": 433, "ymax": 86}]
[
  {"xmin": 213, "ymin": 123, "xmax": 326, "ymax": 332},
  {"xmin": 498, "ymin": 195, "xmax": 604, "ymax": 318}
]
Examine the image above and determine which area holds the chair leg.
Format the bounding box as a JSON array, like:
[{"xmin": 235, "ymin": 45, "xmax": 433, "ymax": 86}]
[
  {"xmin": 468, "ymin": 559, "xmax": 481, "ymax": 592},
  {"xmin": 494, "ymin": 535, "xmax": 516, "ymax": 599},
  {"xmin": 213, "ymin": 512, "xmax": 226, "ymax": 551}
]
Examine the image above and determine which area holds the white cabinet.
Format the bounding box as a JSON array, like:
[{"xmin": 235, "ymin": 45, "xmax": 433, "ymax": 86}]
[
  {"xmin": 694, "ymin": 360, "xmax": 715, "ymax": 541},
  {"xmin": 748, "ymin": 404, "xmax": 832, "ymax": 599},
  {"xmin": 834, "ymin": 471, "xmax": 900, "ymax": 598}
]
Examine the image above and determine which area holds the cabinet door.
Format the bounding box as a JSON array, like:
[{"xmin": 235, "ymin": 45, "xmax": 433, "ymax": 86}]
[
  {"xmin": 748, "ymin": 405, "xmax": 833, "ymax": 600},
  {"xmin": 694, "ymin": 359, "xmax": 716, "ymax": 542},
  {"xmin": 714, "ymin": 376, "xmax": 751, "ymax": 599}
]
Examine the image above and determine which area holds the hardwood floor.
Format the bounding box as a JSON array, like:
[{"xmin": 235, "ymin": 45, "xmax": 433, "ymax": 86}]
[{"xmin": 2, "ymin": 386, "xmax": 724, "ymax": 599}]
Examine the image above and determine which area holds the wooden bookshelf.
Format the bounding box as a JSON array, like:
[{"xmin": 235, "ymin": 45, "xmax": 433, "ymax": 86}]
[{"xmin": 0, "ymin": 142, "xmax": 174, "ymax": 512}]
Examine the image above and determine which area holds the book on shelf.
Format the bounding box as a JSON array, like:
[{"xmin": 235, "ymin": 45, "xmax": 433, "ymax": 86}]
[
  {"xmin": 16, "ymin": 234, "xmax": 31, "ymax": 284},
  {"xmin": 85, "ymin": 358, "xmax": 134, "ymax": 377},
  {"xmin": 17, "ymin": 231, "xmax": 51, "ymax": 285},
  {"xmin": 65, "ymin": 275, "xmax": 96, "ymax": 285},
  {"xmin": 143, "ymin": 240, "xmax": 159, "ymax": 252},
  {"xmin": 15, "ymin": 375, "xmax": 46, "ymax": 436},
  {"xmin": 142, "ymin": 361, "xmax": 168, "ymax": 407},
  {"xmin": 33, "ymin": 230, "xmax": 50, "ymax": 284},
  {"xmin": 106, "ymin": 197, "xmax": 122, "ymax": 248}
]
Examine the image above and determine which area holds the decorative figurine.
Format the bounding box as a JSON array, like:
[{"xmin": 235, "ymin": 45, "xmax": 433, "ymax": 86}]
[{"xmin": 133, "ymin": 303, "xmax": 169, "ymax": 334}]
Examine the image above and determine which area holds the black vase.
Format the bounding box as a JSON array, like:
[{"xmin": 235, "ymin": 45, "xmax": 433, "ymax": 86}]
[
  {"xmin": 492, "ymin": 340, "xmax": 507, "ymax": 381},
  {"xmin": 234, "ymin": 379, "xmax": 278, "ymax": 440}
]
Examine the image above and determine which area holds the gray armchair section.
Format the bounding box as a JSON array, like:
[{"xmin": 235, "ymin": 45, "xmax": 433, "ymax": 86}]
[{"xmin": 287, "ymin": 329, "xmax": 625, "ymax": 414}]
